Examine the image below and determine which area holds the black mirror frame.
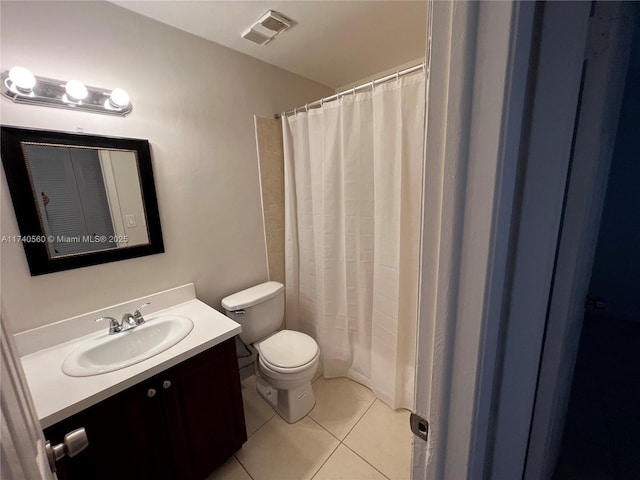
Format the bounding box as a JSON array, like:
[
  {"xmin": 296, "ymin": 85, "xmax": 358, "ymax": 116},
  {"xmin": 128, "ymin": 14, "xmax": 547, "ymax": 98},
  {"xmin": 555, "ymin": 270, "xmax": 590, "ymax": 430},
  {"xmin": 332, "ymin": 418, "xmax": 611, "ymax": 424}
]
[{"xmin": 1, "ymin": 126, "xmax": 164, "ymax": 275}]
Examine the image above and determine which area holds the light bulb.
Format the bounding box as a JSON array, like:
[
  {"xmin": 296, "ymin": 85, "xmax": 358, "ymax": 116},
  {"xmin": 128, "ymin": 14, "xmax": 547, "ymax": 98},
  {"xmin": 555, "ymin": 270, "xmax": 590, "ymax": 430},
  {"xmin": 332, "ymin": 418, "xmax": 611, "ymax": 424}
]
[
  {"xmin": 8, "ymin": 66, "xmax": 36, "ymax": 93},
  {"xmin": 108, "ymin": 88, "xmax": 130, "ymax": 108},
  {"xmin": 65, "ymin": 80, "xmax": 88, "ymax": 101}
]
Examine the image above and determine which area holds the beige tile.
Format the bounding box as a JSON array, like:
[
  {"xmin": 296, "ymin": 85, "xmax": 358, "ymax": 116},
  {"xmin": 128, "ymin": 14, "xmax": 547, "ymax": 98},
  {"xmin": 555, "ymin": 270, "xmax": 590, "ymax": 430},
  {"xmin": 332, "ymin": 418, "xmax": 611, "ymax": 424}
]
[
  {"xmin": 344, "ymin": 400, "xmax": 412, "ymax": 480},
  {"xmin": 267, "ymin": 252, "xmax": 285, "ymax": 285},
  {"xmin": 242, "ymin": 375, "xmax": 275, "ymax": 436},
  {"xmin": 265, "ymin": 222, "xmax": 284, "ymax": 250},
  {"xmin": 264, "ymin": 176, "xmax": 284, "ymax": 204},
  {"xmin": 313, "ymin": 445, "xmax": 387, "ymax": 480},
  {"xmin": 263, "ymin": 205, "xmax": 283, "ymax": 226},
  {"xmin": 309, "ymin": 377, "xmax": 376, "ymax": 440},
  {"xmin": 205, "ymin": 456, "xmax": 251, "ymax": 480},
  {"xmin": 236, "ymin": 415, "xmax": 339, "ymax": 480},
  {"xmin": 256, "ymin": 120, "xmax": 283, "ymax": 156}
]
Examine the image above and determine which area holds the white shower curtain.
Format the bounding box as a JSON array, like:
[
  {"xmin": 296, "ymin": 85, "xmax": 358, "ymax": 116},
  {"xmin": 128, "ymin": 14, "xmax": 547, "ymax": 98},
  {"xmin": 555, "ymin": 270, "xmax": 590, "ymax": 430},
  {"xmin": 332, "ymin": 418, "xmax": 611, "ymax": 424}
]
[{"xmin": 282, "ymin": 72, "xmax": 425, "ymax": 410}]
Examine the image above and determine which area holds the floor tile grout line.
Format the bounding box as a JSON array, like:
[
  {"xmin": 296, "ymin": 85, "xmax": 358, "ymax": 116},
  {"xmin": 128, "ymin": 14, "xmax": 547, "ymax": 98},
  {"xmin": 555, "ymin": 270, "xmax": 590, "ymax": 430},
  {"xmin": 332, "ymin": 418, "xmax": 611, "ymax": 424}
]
[
  {"xmin": 306, "ymin": 386, "xmax": 377, "ymax": 443},
  {"xmin": 233, "ymin": 453, "xmax": 255, "ymax": 480},
  {"xmin": 307, "ymin": 414, "xmax": 345, "ymax": 443},
  {"xmin": 342, "ymin": 443, "xmax": 392, "ymax": 480},
  {"xmin": 341, "ymin": 396, "xmax": 378, "ymax": 441},
  {"xmin": 245, "ymin": 410, "xmax": 277, "ymax": 439},
  {"xmin": 264, "ymin": 375, "xmax": 376, "ymax": 437},
  {"xmin": 306, "ymin": 413, "xmax": 392, "ymax": 480},
  {"xmin": 238, "ymin": 375, "xmax": 403, "ymax": 479},
  {"xmin": 308, "ymin": 439, "xmax": 342, "ymax": 480},
  {"xmin": 339, "ymin": 398, "xmax": 396, "ymax": 478}
]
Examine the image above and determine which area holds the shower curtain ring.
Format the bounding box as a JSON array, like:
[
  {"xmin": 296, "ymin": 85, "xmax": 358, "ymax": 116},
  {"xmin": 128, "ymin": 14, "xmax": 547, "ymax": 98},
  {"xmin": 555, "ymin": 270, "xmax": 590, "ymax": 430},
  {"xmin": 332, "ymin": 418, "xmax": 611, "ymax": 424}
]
[
  {"xmin": 321, "ymin": 97, "xmax": 324, "ymax": 106},
  {"xmin": 294, "ymin": 107, "xmax": 297, "ymax": 115},
  {"xmin": 352, "ymin": 87, "xmax": 356, "ymax": 96},
  {"xmin": 305, "ymin": 104, "xmax": 309, "ymax": 112},
  {"xmin": 396, "ymin": 71, "xmax": 400, "ymax": 82}
]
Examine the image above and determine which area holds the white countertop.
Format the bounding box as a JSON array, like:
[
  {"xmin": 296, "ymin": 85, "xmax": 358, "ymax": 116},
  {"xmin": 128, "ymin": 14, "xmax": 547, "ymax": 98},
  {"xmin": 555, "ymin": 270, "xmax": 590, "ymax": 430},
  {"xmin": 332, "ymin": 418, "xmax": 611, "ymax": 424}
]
[{"xmin": 20, "ymin": 293, "xmax": 241, "ymax": 429}]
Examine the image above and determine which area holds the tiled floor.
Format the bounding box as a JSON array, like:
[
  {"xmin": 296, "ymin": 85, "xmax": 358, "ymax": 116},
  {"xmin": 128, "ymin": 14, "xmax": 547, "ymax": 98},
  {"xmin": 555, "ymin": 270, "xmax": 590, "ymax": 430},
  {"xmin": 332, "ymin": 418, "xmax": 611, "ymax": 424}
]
[
  {"xmin": 207, "ymin": 375, "xmax": 413, "ymax": 480},
  {"xmin": 553, "ymin": 315, "xmax": 640, "ymax": 479}
]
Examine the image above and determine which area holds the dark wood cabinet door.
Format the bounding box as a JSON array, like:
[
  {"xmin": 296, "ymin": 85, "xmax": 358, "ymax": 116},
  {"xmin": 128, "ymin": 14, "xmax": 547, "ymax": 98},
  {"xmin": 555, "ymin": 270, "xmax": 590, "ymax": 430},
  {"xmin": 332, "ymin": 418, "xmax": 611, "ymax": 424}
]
[
  {"xmin": 44, "ymin": 376, "xmax": 173, "ymax": 480},
  {"xmin": 162, "ymin": 338, "xmax": 247, "ymax": 480},
  {"xmin": 43, "ymin": 338, "xmax": 247, "ymax": 480}
]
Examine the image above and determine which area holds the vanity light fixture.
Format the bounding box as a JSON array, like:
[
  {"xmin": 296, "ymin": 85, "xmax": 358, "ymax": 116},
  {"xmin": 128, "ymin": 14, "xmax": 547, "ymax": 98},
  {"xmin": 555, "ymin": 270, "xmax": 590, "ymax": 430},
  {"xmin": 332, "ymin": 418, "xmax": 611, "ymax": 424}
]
[
  {"xmin": 107, "ymin": 88, "xmax": 130, "ymax": 109},
  {"xmin": 7, "ymin": 66, "xmax": 36, "ymax": 94},
  {"xmin": 64, "ymin": 80, "xmax": 89, "ymax": 102},
  {"xmin": 1, "ymin": 67, "xmax": 132, "ymax": 116}
]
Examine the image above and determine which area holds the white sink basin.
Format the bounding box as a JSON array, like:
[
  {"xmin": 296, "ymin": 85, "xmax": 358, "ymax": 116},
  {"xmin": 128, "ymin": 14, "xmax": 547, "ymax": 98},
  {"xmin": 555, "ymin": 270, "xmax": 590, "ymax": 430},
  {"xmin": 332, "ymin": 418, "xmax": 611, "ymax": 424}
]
[{"xmin": 62, "ymin": 315, "xmax": 194, "ymax": 377}]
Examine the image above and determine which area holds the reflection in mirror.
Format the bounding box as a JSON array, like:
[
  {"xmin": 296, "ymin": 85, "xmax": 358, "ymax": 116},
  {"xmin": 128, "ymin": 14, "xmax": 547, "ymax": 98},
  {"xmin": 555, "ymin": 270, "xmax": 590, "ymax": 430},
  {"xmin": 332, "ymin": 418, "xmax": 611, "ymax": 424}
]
[
  {"xmin": 1, "ymin": 126, "xmax": 164, "ymax": 276},
  {"xmin": 24, "ymin": 144, "xmax": 149, "ymax": 258}
]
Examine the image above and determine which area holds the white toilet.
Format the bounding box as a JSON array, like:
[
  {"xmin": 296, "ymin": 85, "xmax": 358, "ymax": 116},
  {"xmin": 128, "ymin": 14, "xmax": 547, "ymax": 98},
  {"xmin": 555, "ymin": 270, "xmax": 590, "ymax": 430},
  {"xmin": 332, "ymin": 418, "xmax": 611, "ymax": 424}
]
[{"xmin": 222, "ymin": 281, "xmax": 319, "ymax": 423}]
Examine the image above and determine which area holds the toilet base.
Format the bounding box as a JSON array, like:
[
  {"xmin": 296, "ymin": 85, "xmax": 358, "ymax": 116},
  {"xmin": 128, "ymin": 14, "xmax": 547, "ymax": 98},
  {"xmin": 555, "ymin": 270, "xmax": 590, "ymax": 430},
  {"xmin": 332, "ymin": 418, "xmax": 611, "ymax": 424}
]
[{"xmin": 256, "ymin": 376, "xmax": 316, "ymax": 423}]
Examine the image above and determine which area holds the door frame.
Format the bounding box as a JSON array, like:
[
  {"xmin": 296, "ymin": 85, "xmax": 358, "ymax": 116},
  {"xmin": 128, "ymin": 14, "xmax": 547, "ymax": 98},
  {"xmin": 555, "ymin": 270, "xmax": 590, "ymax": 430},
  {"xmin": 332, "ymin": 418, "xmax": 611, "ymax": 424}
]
[
  {"xmin": 414, "ymin": 1, "xmax": 636, "ymax": 478},
  {"xmin": 523, "ymin": 4, "xmax": 634, "ymax": 478},
  {"xmin": 413, "ymin": 1, "xmax": 536, "ymax": 478},
  {"xmin": 486, "ymin": 3, "xmax": 593, "ymax": 477},
  {"xmin": 1, "ymin": 305, "xmax": 53, "ymax": 479}
]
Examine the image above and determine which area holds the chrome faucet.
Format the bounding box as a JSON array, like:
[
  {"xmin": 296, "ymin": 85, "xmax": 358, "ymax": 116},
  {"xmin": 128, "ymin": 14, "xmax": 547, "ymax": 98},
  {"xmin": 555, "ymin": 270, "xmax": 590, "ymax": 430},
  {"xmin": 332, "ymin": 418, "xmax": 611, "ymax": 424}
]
[
  {"xmin": 121, "ymin": 303, "xmax": 150, "ymax": 330},
  {"xmin": 133, "ymin": 302, "xmax": 150, "ymax": 325},
  {"xmin": 95, "ymin": 316, "xmax": 122, "ymax": 335},
  {"xmin": 96, "ymin": 303, "xmax": 151, "ymax": 335},
  {"xmin": 121, "ymin": 312, "xmax": 137, "ymax": 330}
]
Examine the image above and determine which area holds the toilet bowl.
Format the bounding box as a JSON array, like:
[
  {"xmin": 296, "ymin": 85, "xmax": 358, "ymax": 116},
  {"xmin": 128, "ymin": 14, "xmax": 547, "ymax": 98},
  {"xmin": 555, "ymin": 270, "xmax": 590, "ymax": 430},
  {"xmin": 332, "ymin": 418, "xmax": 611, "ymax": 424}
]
[{"xmin": 222, "ymin": 282, "xmax": 319, "ymax": 423}]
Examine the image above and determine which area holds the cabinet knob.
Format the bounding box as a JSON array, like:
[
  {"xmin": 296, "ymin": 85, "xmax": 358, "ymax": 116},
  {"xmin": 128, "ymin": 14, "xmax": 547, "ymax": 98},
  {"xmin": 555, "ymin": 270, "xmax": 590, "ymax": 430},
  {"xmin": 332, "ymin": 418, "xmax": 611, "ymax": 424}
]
[
  {"xmin": 45, "ymin": 428, "xmax": 89, "ymax": 474},
  {"xmin": 162, "ymin": 380, "xmax": 172, "ymax": 389},
  {"xmin": 147, "ymin": 388, "xmax": 157, "ymax": 398}
]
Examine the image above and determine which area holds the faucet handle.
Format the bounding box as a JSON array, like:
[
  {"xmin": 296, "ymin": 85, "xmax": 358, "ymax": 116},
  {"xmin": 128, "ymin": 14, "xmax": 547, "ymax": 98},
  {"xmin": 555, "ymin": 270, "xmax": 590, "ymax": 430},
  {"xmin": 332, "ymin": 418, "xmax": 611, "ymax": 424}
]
[
  {"xmin": 95, "ymin": 316, "xmax": 121, "ymax": 335},
  {"xmin": 133, "ymin": 303, "xmax": 151, "ymax": 324}
]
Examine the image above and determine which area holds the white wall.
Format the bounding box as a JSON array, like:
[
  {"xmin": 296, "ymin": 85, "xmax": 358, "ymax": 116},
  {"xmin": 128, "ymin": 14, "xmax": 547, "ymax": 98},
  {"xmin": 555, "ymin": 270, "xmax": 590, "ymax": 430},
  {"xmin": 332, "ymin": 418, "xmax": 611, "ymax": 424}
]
[
  {"xmin": 108, "ymin": 151, "xmax": 148, "ymax": 246},
  {"xmin": 98, "ymin": 150, "xmax": 148, "ymax": 247},
  {"xmin": 0, "ymin": 1, "xmax": 333, "ymax": 333},
  {"xmin": 335, "ymin": 58, "xmax": 424, "ymax": 92}
]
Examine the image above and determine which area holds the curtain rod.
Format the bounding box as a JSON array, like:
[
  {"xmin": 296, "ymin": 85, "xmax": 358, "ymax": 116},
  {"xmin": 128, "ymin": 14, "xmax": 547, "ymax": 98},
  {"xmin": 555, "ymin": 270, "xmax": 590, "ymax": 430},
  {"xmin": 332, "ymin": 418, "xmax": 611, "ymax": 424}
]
[{"xmin": 275, "ymin": 63, "xmax": 425, "ymax": 119}]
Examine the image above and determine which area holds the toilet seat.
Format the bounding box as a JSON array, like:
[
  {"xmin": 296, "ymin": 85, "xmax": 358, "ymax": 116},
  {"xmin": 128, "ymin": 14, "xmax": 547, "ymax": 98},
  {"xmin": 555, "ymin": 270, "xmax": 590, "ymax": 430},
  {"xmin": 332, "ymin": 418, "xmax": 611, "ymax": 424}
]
[
  {"xmin": 256, "ymin": 330, "xmax": 319, "ymax": 374},
  {"xmin": 259, "ymin": 351, "xmax": 320, "ymax": 374}
]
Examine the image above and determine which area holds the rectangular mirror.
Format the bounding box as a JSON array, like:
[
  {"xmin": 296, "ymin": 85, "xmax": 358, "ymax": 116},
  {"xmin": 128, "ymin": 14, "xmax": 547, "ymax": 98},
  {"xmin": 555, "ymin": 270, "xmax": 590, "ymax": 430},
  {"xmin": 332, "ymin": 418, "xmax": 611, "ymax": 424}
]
[{"xmin": 1, "ymin": 126, "xmax": 164, "ymax": 275}]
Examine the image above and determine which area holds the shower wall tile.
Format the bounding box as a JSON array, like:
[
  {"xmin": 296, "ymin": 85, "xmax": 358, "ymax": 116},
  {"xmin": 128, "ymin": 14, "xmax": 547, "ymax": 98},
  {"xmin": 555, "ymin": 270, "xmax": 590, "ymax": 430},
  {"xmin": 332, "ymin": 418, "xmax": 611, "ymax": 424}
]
[{"xmin": 254, "ymin": 116, "xmax": 285, "ymax": 285}]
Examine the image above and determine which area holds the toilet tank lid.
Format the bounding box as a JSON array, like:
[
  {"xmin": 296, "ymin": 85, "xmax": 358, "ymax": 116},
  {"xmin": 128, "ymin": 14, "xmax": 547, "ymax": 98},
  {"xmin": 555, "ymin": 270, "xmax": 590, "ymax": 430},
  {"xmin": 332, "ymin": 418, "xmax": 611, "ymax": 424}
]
[{"xmin": 221, "ymin": 281, "xmax": 284, "ymax": 310}]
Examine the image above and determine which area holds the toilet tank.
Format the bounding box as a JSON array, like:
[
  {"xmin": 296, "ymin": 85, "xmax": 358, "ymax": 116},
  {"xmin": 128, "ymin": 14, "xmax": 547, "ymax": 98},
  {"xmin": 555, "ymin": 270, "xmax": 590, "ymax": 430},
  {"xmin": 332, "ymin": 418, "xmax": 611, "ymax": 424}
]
[{"xmin": 221, "ymin": 281, "xmax": 284, "ymax": 344}]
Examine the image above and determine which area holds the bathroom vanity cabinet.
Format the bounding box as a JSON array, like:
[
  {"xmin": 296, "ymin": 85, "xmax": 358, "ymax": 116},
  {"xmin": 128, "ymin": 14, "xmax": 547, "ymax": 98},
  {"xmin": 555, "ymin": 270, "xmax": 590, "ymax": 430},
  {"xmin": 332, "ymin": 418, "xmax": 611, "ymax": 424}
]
[{"xmin": 44, "ymin": 338, "xmax": 247, "ymax": 480}]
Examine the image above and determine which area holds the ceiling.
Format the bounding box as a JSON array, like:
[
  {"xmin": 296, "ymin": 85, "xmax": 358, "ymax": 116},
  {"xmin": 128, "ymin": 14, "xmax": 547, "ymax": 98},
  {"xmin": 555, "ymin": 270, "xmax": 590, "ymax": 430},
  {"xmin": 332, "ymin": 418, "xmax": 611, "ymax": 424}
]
[{"xmin": 110, "ymin": 1, "xmax": 427, "ymax": 89}]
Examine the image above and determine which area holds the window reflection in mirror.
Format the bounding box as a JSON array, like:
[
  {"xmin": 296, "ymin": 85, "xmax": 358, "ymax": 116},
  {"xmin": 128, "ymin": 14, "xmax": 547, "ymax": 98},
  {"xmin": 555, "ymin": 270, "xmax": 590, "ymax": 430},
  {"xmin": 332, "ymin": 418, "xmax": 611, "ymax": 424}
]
[
  {"xmin": 1, "ymin": 126, "xmax": 163, "ymax": 276},
  {"xmin": 23, "ymin": 144, "xmax": 150, "ymax": 258}
]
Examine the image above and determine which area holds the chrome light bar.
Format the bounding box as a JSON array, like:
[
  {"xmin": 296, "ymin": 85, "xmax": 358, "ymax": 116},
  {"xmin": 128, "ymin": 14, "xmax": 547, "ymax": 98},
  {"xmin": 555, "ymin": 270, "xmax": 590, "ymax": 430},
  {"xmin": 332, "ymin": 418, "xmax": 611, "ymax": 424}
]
[{"xmin": 1, "ymin": 68, "xmax": 132, "ymax": 117}]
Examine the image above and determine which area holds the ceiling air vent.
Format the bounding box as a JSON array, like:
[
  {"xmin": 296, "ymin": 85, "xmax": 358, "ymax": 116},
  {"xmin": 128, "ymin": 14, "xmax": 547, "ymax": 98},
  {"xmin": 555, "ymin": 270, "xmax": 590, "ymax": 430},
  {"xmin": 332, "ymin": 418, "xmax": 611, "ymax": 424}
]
[
  {"xmin": 241, "ymin": 10, "xmax": 293, "ymax": 46},
  {"xmin": 258, "ymin": 11, "xmax": 291, "ymax": 33},
  {"xmin": 241, "ymin": 28, "xmax": 272, "ymax": 46}
]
